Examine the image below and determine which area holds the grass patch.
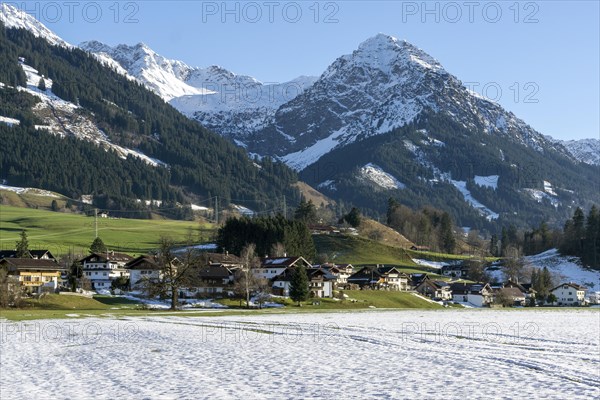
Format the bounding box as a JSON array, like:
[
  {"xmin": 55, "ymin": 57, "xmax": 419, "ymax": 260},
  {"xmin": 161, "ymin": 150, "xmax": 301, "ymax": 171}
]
[
  {"xmin": 314, "ymin": 235, "xmax": 417, "ymax": 266},
  {"xmin": 0, "ymin": 205, "xmax": 213, "ymax": 255},
  {"xmin": 340, "ymin": 290, "xmax": 442, "ymax": 309}
]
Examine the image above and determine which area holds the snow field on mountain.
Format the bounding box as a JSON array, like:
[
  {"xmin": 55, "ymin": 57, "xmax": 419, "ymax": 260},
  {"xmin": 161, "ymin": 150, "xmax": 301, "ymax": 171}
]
[
  {"xmin": 358, "ymin": 163, "xmax": 405, "ymax": 190},
  {"xmin": 16, "ymin": 62, "xmax": 167, "ymax": 168},
  {"xmin": 450, "ymin": 180, "xmax": 499, "ymax": 220},
  {"xmin": 1, "ymin": 310, "xmax": 598, "ymax": 399}
]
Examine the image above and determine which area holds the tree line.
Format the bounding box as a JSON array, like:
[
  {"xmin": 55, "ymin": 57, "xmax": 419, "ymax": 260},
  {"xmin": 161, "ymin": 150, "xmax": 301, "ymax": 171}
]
[{"xmin": 0, "ymin": 22, "xmax": 300, "ymax": 217}]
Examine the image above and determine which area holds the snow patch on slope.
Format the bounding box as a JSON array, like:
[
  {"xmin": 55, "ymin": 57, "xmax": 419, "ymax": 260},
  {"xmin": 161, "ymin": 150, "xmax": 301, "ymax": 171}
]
[
  {"xmin": 0, "ymin": 116, "xmax": 20, "ymax": 126},
  {"xmin": 18, "ymin": 63, "xmax": 167, "ymax": 168},
  {"xmin": 281, "ymin": 130, "xmax": 342, "ymax": 171},
  {"xmin": 474, "ymin": 175, "xmax": 499, "ymax": 190},
  {"xmin": 526, "ymin": 249, "xmax": 600, "ymax": 288},
  {"xmin": 0, "ymin": 184, "xmax": 61, "ymax": 198},
  {"xmin": 358, "ymin": 163, "xmax": 405, "ymax": 190},
  {"xmin": 450, "ymin": 180, "xmax": 499, "ymax": 220}
]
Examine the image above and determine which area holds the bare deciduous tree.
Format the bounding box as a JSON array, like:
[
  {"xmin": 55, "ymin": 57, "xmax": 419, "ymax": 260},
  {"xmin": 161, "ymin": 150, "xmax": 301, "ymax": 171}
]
[
  {"xmin": 234, "ymin": 243, "xmax": 262, "ymax": 308},
  {"xmin": 144, "ymin": 237, "xmax": 201, "ymax": 310}
]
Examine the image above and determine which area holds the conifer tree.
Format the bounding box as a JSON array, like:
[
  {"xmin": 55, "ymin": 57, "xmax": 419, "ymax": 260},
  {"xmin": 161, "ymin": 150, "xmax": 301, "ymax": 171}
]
[
  {"xmin": 15, "ymin": 230, "xmax": 29, "ymax": 258},
  {"xmin": 289, "ymin": 266, "xmax": 309, "ymax": 306}
]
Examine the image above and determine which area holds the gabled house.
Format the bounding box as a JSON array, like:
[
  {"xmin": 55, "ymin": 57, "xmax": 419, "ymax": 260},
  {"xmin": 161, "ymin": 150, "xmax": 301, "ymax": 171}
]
[
  {"xmin": 441, "ymin": 264, "xmax": 469, "ymax": 279},
  {"xmin": 504, "ymin": 280, "xmax": 536, "ymax": 301},
  {"xmin": 192, "ymin": 264, "xmax": 236, "ymax": 297},
  {"xmin": 450, "ymin": 282, "xmax": 493, "ymax": 307},
  {"xmin": 348, "ymin": 266, "xmax": 409, "ymax": 291},
  {"xmin": 79, "ymin": 252, "xmax": 133, "ymax": 290},
  {"xmin": 550, "ymin": 283, "xmax": 587, "ymax": 306},
  {"xmin": 252, "ymin": 256, "xmax": 312, "ymax": 280},
  {"xmin": 493, "ymin": 286, "xmax": 527, "ymax": 306},
  {"xmin": 0, "ymin": 249, "xmax": 56, "ymax": 262},
  {"xmin": 306, "ymin": 268, "xmax": 334, "ymax": 298},
  {"xmin": 126, "ymin": 255, "xmax": 162, "ymax": 290},
  {"xmin": 199, "ymin": 252, "xmax": 245, "ymax": 269},
  {"xmin": 271, "ymin": 267, "xmax": 334, "ymax": 298},
  {"xmin": 0, "ymin": 258, "xmax": 66, "ymax": 293},
  {"xmin": 409, "ymin": 273, "xmax": 429, "ymax": 289},
  {"xmin": 318, "ymin": 263, "xmax": 354, "ymax": 287},
  {"xmin": 415, "ymin": 279, "xmax": 452, "ymax": 301}
]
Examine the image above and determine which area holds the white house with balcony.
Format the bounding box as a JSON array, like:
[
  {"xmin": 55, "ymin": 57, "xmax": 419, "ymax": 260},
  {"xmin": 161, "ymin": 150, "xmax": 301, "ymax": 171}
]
[
  {"xmin": 252, "ymin": 256, "xmax": 312, "ymax": 280},
  {"xmin": 550, "ymin": 283, "xmax": 587, "ymax": 306},
  {"xmin": 80, "ymin": 251, "xmax": 133, "ymax": 290}
]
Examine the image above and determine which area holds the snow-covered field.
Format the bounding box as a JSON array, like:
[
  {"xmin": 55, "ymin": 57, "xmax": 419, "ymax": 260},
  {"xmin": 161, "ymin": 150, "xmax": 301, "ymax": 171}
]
[{"xmin": 2, "ymin": 310, "xmax": 598, "ymax": 399}]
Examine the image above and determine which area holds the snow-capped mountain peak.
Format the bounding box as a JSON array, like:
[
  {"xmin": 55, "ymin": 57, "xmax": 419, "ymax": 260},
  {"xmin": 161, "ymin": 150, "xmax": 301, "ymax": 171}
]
[
  {"xmin": 559, "ymin": 138, "xmax": 600, "ymax": 166},
  {"xmin": 0, "ymin": 3, "xmax": 70, "ymax": 47}
]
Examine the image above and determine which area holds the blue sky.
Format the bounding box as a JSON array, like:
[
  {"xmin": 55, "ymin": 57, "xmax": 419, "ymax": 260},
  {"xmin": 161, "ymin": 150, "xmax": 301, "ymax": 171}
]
[{"xmin": 10, "ymin": 1, "xmax": 600, "ymax": 141}]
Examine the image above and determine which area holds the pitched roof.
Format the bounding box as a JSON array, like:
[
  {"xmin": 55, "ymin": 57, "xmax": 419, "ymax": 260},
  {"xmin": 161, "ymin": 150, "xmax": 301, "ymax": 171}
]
[
  {"xmin": 29, "ymin": 250, "xmax": 55, "ymax": 259},
  {"xmin": 261, "ymin": 256, "xmax": 310, "ymax": 268},
  {"xmin": 496, "ymin": 287, "xmax": 526, "ymax": 299},
  {"xmin": 0, "ymin": 258, "xmax": 65, "ymax": 271},
  {"xmin": 0, "ymin": 250, "xmax": 55, "ymax": 259},
  {"xmin": 80, "ymin": 252, "xmax": 133, "ymax": 263},
  {"xmin": 126, "ymin": 255, "xmax": 161, "ymax": 270},
  {"xmin": 197, "ymin": 265, "xmax": 232, "ymax": 279},
  {"xmin": 201, "ymin": 252, "xmax": 244, "ymax": 265},
  {"xmin": 449, "ymin": 282, "xmax": 491, "ymax": 294},
  {"xmin": 551, "ymin": 282, "xmax": 587, "ymax": 291}
]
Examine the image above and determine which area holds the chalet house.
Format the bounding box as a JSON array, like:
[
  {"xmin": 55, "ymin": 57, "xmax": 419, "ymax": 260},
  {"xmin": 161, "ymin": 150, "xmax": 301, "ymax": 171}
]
[
  {"xmin": 348, "ymin": 266, "xmax": 409, "ymax": 291},
  {"xmin": 308, "ymin": 225, "xmax": 338, "ymax": 235},
  {"xmin": 191, "ymin": 264, "xmax": 236, "ymax": 297},
  {"xmin": 415, "ymin": 279, "xmax": 452, "ymax": 301},
  {"xmin": 493, "ymin": 287, "xmax": 527, "ymax": 306},
  {"xmin": 252, "ymin": 256, "xmax": 312, "ymax": 280},
  {"xmin": 318, "ymin": 263, "xmax": 354, "ymax": 287},
  {"xmin": 126, "ymin": 255, "xmax": 162, "ymax": 290},
  {"xmin": 0, "ymin": 258, "xmax": 66, "ymax": 293},
  {"xmin": 504, "ymin": 280, "xmax": 536, "ymax": 301},
  {"xmin": 80, "ymin": 252, "xmax": 133, "ymax": 290},
  {"xmin": 409, "ymin": 273, "xmax": 429, "ymax": 289},
  {"xmin": 0, "ymin": 249, "xmax": 56, "ymax": 262},
  {"xmin": 450, "ymin": 282, "xmax": 493, "ymax": 307},
  {"xmin": 200, "ymin": 252, "xmax": 245, "ymax": 269},
  {"xmin": 441, "ymin": 264, "xmax": 469, "ymax": 279},
  {"xmin": 550, "ymin": 283, "xmax": 587, "ymax": 306},
  {"xmin": 307, "ymin": 268, "xmax": 334, "ymax": 298},
  {"xmin": 271, "ymin": 267, "xmax": 334, "ymax": 298}
]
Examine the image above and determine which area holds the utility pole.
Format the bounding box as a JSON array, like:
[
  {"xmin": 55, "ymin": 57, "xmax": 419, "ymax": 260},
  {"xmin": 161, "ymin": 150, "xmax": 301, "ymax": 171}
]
[
  {"xmin": 94, "ymin": 208, "xmax": 98, "ymax": 238},
  {"xmin": 215, "ymin": 196, "xmax": 219, "ymax": 225}
]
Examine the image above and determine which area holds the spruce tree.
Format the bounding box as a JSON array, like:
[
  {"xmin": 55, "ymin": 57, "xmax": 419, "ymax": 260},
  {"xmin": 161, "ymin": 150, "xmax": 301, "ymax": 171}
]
[
  {"xmin": 15, "ymin": 230, "xmax": 29, "ymax": 258},
  {"xmin": 90, "ymin": 237, "xmax": 107, "ymax": 254},
  {"xmin": 289, "ymin": 266, "xmax": 309, "ymax": 306},
  {"xmin": 583, "ymin": 206, "xmax": 600, "ymax": 268},
  {"xmin": 37, "ymin": 77, "xmax": 46, "ymax": 91}
]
